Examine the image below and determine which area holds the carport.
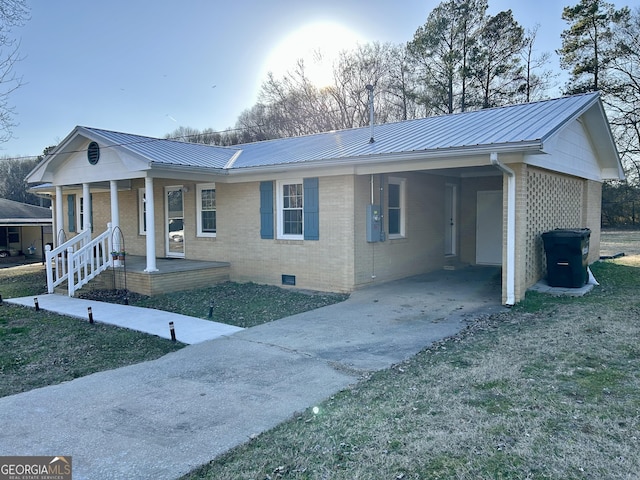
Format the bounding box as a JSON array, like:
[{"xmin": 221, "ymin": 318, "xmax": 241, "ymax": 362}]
[{"xmin": 0, "ymin": 198, "xmax": 52, "ymax": 263}]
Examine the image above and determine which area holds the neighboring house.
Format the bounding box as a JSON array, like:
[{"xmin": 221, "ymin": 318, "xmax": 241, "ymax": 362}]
[
  {"xmin": 26, "ymin": 92, "xmax": 624, "ymax": 304},
  {"xmin": 0, "ymin": 198, "xmax": 53, "ymax": 261}
]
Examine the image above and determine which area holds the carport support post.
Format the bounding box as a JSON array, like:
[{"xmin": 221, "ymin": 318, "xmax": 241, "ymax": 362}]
[{"xmin": 491, "ymin": 152, "xmax": 516, "ymax": 306}]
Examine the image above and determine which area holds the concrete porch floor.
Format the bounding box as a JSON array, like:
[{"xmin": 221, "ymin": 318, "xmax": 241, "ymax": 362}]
[{"xmin": 113, "ymin": 255, "xmax": 230, "ymax": 273}]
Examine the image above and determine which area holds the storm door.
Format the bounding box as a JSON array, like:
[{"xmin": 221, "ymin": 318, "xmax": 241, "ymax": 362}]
[{"xmin": 165, "ymin": 186, "xmax": 185, "ymax": 258}]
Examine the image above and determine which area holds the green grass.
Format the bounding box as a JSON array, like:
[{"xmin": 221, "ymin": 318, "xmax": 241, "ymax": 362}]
[
  {"xmin": 183, "ymin": 259, "xmax": 640, "ymax": 480},
  {"xmin": 0, "ymin": 264, "xmax": 48, "ymax": 298},
  {"xmin": 127, "ymin": 282, "xmax": 348, "ymax": 328},
  {"xmin": 1, "ymin": 263, "xmax": 185, "ymax": 398},
  {"xmin": 0, "ymin": 304, "xmax": 185, "ymax": 397}
]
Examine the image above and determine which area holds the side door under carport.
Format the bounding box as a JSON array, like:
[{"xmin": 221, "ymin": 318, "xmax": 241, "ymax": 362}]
[{"xmin": 476, "ymin": 190, "xmax": 503, "ymax": 265}]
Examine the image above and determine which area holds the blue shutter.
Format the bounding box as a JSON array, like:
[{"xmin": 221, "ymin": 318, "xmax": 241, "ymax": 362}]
[
  {"xmin": 303, "ymin": 177, "xmax": 319, "ymax": 241},
  {"xmin": 67, "ymin": 195, "xmax": 76, "ymax": 232},
  {"xmin": 260, "ymin": 181, "xmax": 274, "ymax": 239}
]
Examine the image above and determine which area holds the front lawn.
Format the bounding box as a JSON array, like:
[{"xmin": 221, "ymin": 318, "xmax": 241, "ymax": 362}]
[{"xmin": 80, "ymin": 282, "xmax": 348, "ymax": 328}]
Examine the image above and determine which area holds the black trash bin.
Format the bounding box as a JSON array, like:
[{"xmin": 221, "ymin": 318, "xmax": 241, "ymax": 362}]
[{"xmin": 541, "ymin": 228, "xmax": 591, "ymax": 288}]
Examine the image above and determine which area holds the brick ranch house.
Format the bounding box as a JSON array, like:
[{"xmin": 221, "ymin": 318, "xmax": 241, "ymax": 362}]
[{"xmin": 26, "ymin": 92, "xmax": 623, "ymax": 305}]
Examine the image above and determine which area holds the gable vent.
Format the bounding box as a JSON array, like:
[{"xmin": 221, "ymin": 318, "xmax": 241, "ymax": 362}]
[{"xmin": 87, "ymin": 141, "xmax": 100, "ymax": 165}]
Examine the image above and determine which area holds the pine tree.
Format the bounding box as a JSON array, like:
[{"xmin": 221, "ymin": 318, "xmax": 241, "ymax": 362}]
[{"xmin": 558, "ymin": 0, "xmax": 629, "ymax": 94}]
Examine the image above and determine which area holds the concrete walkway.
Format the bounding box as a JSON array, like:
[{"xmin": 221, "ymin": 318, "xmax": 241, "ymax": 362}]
[
  {"xmin": 0, "ymin": 267, "xmax": 506, "ymax": 480},
  {"xmin": 6, "ymin": 294, "xmax": 242, "ymax": 344}
]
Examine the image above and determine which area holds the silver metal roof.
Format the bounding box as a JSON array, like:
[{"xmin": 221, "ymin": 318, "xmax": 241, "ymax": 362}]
[
  {"xmin": 82, "ymin": 127, "xmax": 240, "ymax": 168},
  {"xmin": 84, "ymin": 93, "xmax": 603, "ymax": 170}
]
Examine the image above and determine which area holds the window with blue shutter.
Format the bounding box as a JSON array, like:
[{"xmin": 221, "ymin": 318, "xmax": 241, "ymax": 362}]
[
  {"xmin": 303, "ymin": 177, "xmax": 319, "ymax": 240},
  {"xmin": 67, "ymin": 195, "xmax": 76, "ymax": 232},
  {"xmin": 260, "ymin": 181, "xmax": 274, "ymax": 239}
]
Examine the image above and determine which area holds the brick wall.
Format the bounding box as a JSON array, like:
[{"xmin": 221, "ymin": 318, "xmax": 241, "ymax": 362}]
[
  {"xmin": 216, "ymin": 176, "xmax": 356, "ymax": 292},
  {"xmin": 583, "ymin": 180, "xmax": 602, "ymax": 264},
  {"xmin": 117, "ymin": 266, "xmax": 230, "ymax": 295},
  {"xmin": 511, "ymin": 165, "xmax": 593, "ymax": 302}
]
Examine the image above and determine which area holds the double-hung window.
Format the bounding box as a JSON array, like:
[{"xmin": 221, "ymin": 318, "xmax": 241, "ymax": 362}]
[
  {"xmin": 197, "ymin": 183, "xmax": 217, "ymax": 237},
  {"xmin": 277, "ymin": 180, "xmax": 303, "ymax": 239},
  {"xmin": 388, "ymin": 177, "xmax": 406, "ymax": 238},
  {"xmin": 261, "ymin": 179, "xmax": 318, "ymax": 241}
]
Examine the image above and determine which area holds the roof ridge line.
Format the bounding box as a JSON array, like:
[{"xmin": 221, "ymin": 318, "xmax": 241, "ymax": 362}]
[{"xmin": 224, "ymin": 149, "xmax": 243, "ymax": 169}]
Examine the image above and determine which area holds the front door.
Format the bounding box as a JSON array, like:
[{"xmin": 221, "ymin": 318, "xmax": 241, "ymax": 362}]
[{"xmin": 166, "ymin": 186, "xmax": 185, "ymax": 258}]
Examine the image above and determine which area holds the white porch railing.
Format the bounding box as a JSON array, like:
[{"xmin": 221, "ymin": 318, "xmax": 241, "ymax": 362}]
[{"xmin": 45, "ymin": 223, "xmax": 114, "ymax": 296}]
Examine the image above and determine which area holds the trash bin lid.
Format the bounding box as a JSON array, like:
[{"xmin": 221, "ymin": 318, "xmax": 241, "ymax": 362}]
[{"xmin": 542, "ymin": 228, "xmax": 591, "ymax": 238}]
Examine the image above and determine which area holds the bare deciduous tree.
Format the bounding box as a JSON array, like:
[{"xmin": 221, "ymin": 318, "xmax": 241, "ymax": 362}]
[
  {"xmin": 520, "ymin": 25, "xmax": 558, "ymax": 102},
  {"xmin": 0, "ymin": 0, "xmax": 29, "ymax": 143}
]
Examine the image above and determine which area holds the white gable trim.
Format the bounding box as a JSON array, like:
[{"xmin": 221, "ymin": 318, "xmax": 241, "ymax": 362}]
[
  {"xmin": 527, "ymin": 111, "xmax": 623, "ymax": 182},
  {"xmin": 527, "ymin": 119, "xmax": 602, "ymax": 181}
]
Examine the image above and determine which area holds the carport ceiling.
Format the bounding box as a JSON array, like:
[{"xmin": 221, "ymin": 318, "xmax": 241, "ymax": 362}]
[{"xmin": 425, "ymin": 165, "xmax": 503, "ymax": 178}]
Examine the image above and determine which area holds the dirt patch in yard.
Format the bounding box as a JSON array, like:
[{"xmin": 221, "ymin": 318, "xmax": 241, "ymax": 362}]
[
  {"xmin": 600, "ymin": 229, "xmax": 640, "ymax": 267},
  {"xmin": 600, "ymin": 229, "xmax": 640, "ymax": 256}
]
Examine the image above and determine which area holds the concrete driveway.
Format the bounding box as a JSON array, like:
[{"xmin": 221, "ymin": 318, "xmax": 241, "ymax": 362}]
[{"xmin": 0, "ymin": 266, "xmax": 505, "ymax": 480}]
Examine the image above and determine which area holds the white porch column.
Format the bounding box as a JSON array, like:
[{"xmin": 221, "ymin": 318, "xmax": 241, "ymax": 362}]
[
  {"xmin": 110, "ymin": 180, "xmax": 120, "ymax": 231},
  {"xmin": 55, "ymin": 185, "xmax": 63, "ymax": 246},
  {"xmin": 110, "ymin": 180, "xmax": 121, "ymax": 253},
  {"xmin": 82, "ymin": 183, "xmax": 91, "ymax": 231},
  {"xmin": 144, "ymin": 176, "xmax": 158, "ymax": 272}
]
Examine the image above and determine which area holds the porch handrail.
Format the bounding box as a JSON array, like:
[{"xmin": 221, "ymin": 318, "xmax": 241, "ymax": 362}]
[{"xmin": 45, "ymin": 223, "xmax": 114, "ymax": 296}]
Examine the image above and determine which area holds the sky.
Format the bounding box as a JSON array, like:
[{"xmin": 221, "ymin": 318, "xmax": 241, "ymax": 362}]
[{"xmin": 1, "ymin": 0, "xmax": 637, "ymax": 159}]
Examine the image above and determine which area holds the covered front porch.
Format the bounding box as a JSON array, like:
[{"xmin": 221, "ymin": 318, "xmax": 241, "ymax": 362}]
[{"xmin": 44, "ymin": 222, "xmax": 230, "ymax": 297}]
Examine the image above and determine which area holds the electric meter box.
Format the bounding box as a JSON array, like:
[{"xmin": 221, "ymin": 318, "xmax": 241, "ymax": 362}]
[{"xmin": 366, "ymin": 204, "xmax": 382, "ymax": 243}]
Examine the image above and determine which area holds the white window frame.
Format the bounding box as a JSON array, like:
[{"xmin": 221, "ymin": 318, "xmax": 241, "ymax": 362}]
[
  {"xmin": 196, "ymin": 183, "xmax": 217, "ymax": 238},
  {"xmin": 276, "ymin": 179, "xmax": 304, "ymax": 240},
  {"xmin": 388, "ymin": 177, "xmax": 406, "ymax": 239}
]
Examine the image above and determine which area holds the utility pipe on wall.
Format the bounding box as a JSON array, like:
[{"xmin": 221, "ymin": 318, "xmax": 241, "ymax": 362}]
[
  {"xmin": 490, "ymin": 152, "xmax": 515, "ymax": 306},
  {"xmin": 366, "ymin": 84, "xmax": 375, "ymax": 143},
  {"xmin": 379, "ymin": 173, "xmax": 385, "ymax": 242},
  {"xmin": 370, "ymin": 174, "xmax": 374, "ymax": 204}
]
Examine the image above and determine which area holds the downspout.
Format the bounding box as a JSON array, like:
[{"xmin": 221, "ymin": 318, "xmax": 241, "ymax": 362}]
[{"xmin": 490, "ymin": 152, "xmax": 515, "ymax": 306}]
